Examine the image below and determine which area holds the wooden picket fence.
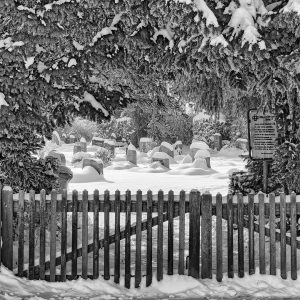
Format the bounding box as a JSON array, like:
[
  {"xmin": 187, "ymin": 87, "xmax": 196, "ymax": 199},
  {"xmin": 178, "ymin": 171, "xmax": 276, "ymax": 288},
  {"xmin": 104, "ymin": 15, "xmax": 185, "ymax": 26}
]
[{"xmin": 0, "ymin": 185, "xmax": 300, "ymax": 288}]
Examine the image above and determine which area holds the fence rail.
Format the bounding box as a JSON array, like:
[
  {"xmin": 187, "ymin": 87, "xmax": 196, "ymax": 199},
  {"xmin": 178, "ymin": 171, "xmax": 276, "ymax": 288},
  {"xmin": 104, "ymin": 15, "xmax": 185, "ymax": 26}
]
[{"xmin": 1, "ymin": 185, "xmax": 300, "ymax": 288}]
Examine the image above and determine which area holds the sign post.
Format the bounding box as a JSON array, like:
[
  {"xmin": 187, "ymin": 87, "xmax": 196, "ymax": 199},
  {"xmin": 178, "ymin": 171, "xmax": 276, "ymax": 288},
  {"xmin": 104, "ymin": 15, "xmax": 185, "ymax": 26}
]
[{"xmin": 248, "ymin": 109, "xmax": 278, "ymax": 193}]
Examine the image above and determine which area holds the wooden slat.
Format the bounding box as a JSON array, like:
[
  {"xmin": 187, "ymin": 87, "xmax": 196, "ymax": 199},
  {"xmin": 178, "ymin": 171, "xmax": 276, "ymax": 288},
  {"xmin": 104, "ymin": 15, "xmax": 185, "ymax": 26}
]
[
  {"xmin": 178, "ymin": 190, "xmax": 185, "ymax": 275},
  {"xmin": 216, "ymin": 193, "xmax": 222, "ymax": 282},
  {"xmin": 104, "ymin": 190, "xmax": 110, "ymax": 280},
  {"xmin": 60, "ymin": 189, "xmax": 67, "ymax": 282},
  {"xmin": 29, "ymin": 190, "xmax": 36, "ymax": 280},
  {"xmin": 157, "ymin": 190, "xmax": 164, "ymax": 281},
  {"xmin": 259, "ymin": 192, "xmax": 265, "ymax": 275},
  {"xmin": 72, "ymin": 190, "xmax": 78, "ymax": 280},
  {"xmin": 168, "ymin": 190, "xmax": 174, "ymax": 275},
  {"xmin": 280, "ymin": 193, "xmax": 286, "ymax": 279},
  {"xmin": 237, "ymin": 193, "xmax": 244, "ymax": 278},
  {"xmin": 39, "ymin": 190, "xmax": 46, "ymax": 280},
  {"xmin": 125, "ymin": 190, "xmax": 131, "ymax": 289},
  {"xmin": 146, "ymin": 190, "xmax": 153, "ymax": 287},
  {"xmin": 1, "ymin": 188, "xmax": 13, "ymax": 271},
  {"xmin": 114, "ymin": 190, "xmax": 120, "ymax": 284},
  {"xmin": 93, "ymin": 190, "xmax": 100, "ymax": 280},
  {"xmin": 188, "ymin": 190, "xmax": 200, "ymax": 279},
  {"xmin": 82, "ymin": 190, "xmax": 88, "ymax": 279},
  {"xmin": 135, "ymin": 190, "xmax": 142, "ymax": 288},
  {"xmin": 269, "ymin": 193, "xmax": 276, "ymax": 276},
  {"xmin": 291, "ymin": 192, "xmax": 297, "ymax": 280},
  {"xmin": 18, "ymin": 190, "xmax": 25, "ymax": 277},
  {"xmin": 50, "ymin": 190, "xmax": 57, "ymax": 282},
  {"xmin": 201, "ymin": 192, "xmax": 212, "ymax": 279},
  {"xmin": 248, "ymin": 193, "xmax": 255, "ymax": 275},
  {"xmin": 227, "ymin": 194, "xmax": 234, "ymax": 278}
]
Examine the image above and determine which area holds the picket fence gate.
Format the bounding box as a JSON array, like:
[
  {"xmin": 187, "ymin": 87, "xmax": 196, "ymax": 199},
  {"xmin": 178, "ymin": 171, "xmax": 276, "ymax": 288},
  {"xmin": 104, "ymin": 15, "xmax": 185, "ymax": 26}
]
[{"xmin": 0, "ymin": 185, "xmax": 299, "ymax": 288}]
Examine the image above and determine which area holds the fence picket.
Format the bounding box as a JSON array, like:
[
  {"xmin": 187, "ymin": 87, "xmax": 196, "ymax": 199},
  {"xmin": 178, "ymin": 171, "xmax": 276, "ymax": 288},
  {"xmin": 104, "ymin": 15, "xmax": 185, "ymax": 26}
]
[
  {"xmin": 216, "ymin": 193, "xmax": 222, "ymax": 282},
  {"xmin": 82, "ymin": 190, "xmax": 88, "ymax": 279},
  {"xmin": 125, "ymin": 190, "xmax": 131, "ymax": 289},
  {"xmin": 178, "ymin": 190, "xmax": 185, "ymax": 275},
  {"xmin": 29, "ymin": 190, "xmax": 36, "ymax": 280},
  {"xmin": 188, "ymin": 190, "xmax": 200, "ymax": 279},
  {"xmin": 61, "ymin": 189, "xmax": 67, "ymax": 282},
  {"xmin": 227, "ymin": 194, "xmax": 234, "ymax": 278},
  {"xmin": 17, "ymin": 190, "xmax": 25, "ymax": 277},
  {"xmin": 280, "ymin": 193, "xmax": 287, "ymax": 279},
  {"xmin": 0, "ymin": 184, "xmax": 2, "ymax": 267},
  {"xmin": 72, "ymin": 190, "xmax": 78, "ymax": 280},
  {"xmin": 104, "ymin": 190, "xmax": 110, "ymax": 280},
  {"xmin": 114, "ymin": 190, "xmax": 120, "ymax": 284},
  {"xmin": 39, "ymin": 190, "xmax": 46, "ymax": 280},
  {"xmin": 259, "ymin": 192, "xmax": 266, "ymax": 275},
  {"xmin": 135, "ymin": 190, "xmax": 142, "ymax": 288},
  {"xmin": 237, "ymin": 193, "xmax": 244, "ymax": 278},
  {"xmin": 201, "ymin": 192, "xmax": 212, "ymax": 279},
  {"xmin": 93, "ymin": 190, "xmax": 100, "ymax": 279},
  {"xmin": 50, "ymin": 190, "xmax": 57, "ymax": 282},
  {"xmin": 248, "ymin": 193, "xmax": 255, "ymax": 275},
  {"xmin": 168, "ymin": 190, "xmax": 174, "ymax": 276},
  {"xmin": 157, "ymin": 190, "xmax": 164, "ymax": 281},
  {"xmin": 269, "ymin": 193, "xmax": 276, "ymax": 276},
  {"xmin": 146, "ymin": 190, "xmax": 153, "ymax": 287},
  {"xmin": 291, "ymin": 192, "xmax": 297, "ymax": 280}
]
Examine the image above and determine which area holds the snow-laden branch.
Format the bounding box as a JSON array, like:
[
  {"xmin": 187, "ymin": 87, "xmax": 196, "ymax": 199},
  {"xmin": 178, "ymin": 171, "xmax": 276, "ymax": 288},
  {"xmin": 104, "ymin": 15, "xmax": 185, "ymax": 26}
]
[
  {"xmin": 0, "ymin": 92, "xmax": 9, "ymax": 108},
  {"xmin": 282, "ymin": 0, "xmax": 300, "ymax": 14},
  {"xmin": 0, "ymin": 37, "xmax": 24, "ymax": 51}
]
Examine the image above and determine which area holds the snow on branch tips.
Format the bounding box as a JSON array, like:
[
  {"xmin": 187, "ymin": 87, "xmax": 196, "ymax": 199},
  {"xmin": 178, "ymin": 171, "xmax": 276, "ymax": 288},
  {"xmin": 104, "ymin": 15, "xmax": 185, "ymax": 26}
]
[
  {"xmin": 0, "ymin": 93, "xmax": 9, "ymax": 108},
  {"xmin": 90, "ymin": 12, "xmax": 123, "ymax": 46},
  {"xmin": 282, "ymin": 0, "xmax": 300, "ymax": 15},
  {"xmin": 0, "ymin": 37, "xmax": 24, "ymax": 51},
  {"xmin": 152, "ymin": 26, "xmax": 175, "ymax": 50},
  {"xmin": 194, "ymin": 0, "xmax": 219, "ymax": 27},
  {"xmin": 223, "ymin": 0, "xmax": 268, "ymax": 50},
  {"xmin": 78, "ymin": 91, "xmax": 109, "ymax": 117}
]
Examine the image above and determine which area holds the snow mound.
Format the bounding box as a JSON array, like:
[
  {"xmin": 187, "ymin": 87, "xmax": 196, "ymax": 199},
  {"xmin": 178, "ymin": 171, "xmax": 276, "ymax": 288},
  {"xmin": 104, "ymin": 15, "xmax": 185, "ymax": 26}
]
[
  {"xmin": 152, "ymin": 152, "xmax": 169, "ymax": 160},
  {"xmin": 130, "ymin": 162, "xmax": 169, "ymax": 173},
  {"xmin": 192, "ymin": 158, "xmax": 209, "ymax": 169},
  {"xmin": 190, "ymin": 141, "xmax": 210, "ymax": 150},
  {"xmin": 195, "ymin": 149, "xmax": 210, "ymax": 159},
  {"xmin": 106, "ymin": 161, "xmax": 137, "ymax": 170},
  {"xmin": 182, "ymin": 155, "xmax": 193, "ymax": 164},
  {"xmin": 219, "ymin": 146, "xmax": 244, "ymax": 156},
  {"xmin": 70, "ymin": 166, "xmax": 106, "ymax": 183},
  {"xmin": 174, "ymin": 155, "xmax": 185, "ymax": 163},
  {"xmin": 148, "ymin": 146, "xmax": 160, "ymax": 157}
]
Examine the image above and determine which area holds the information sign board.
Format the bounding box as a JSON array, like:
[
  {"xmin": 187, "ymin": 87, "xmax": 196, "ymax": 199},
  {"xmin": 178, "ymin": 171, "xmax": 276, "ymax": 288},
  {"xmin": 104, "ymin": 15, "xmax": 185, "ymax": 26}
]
[{"xmin": 248, "ymin": 109, "xmax": 278, "ymax": 160}]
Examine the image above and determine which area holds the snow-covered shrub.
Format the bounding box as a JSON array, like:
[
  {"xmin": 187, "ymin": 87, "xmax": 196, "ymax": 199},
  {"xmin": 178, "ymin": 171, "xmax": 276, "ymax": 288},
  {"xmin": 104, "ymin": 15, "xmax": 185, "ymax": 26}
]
[
  {"xmin": 38, "ymin": 139, "xmax": 60, "ymax": 159},
  {"xmin": 61, "ymin": 117, "xmax": 99, "ymax": 142},
  {"xmin": 94, "ymin": 147, "xmax": 114, "ymax": 167},
  {"xmin": 193, "ymin": 120, "xmax": 231, "ymax": 148}
]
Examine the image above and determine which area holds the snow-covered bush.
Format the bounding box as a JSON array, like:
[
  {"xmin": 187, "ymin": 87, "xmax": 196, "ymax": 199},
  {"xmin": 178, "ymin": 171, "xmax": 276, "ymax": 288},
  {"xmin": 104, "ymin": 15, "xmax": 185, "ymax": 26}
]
[
  {"xmin": 94, "ymin": 147, "xmax": 114, "ymax": 167},
  {"xmin": 61, "ymin": 117, "xmax": 100, "ymax": 142},
  {"xmin": 193, "ymin": 120, "xmax": 231, "ymax": 148}
]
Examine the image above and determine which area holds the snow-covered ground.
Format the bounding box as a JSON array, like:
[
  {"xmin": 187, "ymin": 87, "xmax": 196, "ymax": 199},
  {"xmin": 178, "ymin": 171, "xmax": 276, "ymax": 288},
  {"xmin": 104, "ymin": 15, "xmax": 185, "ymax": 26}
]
[{"xmin": 2, "ymin": 143, "xmax": 300, "ymax": 299}]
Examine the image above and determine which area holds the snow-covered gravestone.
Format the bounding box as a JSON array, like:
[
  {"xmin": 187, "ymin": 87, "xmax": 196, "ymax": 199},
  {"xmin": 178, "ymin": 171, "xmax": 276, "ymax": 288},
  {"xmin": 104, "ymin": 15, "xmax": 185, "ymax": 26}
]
[
  {"xmin": 73, "ymin": 142, "xmax": 82, "ymax": 154},
  {"xmin": 57, "ymin": 165, "xmax": 73, "ymax": 193},
  {"xmin": 213, "ymin": 133, "xmax": 222, "ymax": 151},
  {"xmin": 126, "ymin": 144, "xmax": 137, "ymax": 165},
  {"xmin": 139, "ymin": 137, "xmax": 155, "ymax": 153},
  {"xmin": 195, "ymin": 149, "xmax": 211, "ymax": 168},
  {"xmin": 152, "ymin": 152, "xmax": 170, "ymax": 169},
  {"xmin": 159, "ymin": 141, "xmax": 174, "ymax": 158},
  {"xmin": 235, "ymin": 138, "xmax": 248, "ymax": 151},
  {"xmin": 69, "ymin": 134, "xmax": 76, "ymax": 143},
  {"xmin": 189, "ymin": 141, "xmax": 210, "ymax": 160},
  {"xmin": 173, "ymin": 141, "xmax": 183, "ymax": 155},
  {"xmin": 80, "ymin": 137, "xmax": 87, "ymax": 152},
  {"xmin": 104, "ymin": 140, "xmax": 115, "ymax": 155},
  {"xmin": 82, "ymin": 158, "xmax": 103, "ymax": 175},
  {"xmin": 52, "ymin": 131, "xmax": 61, "ymax": 146},
  {"xmin": 92, "ymin": 136, "xmax": 104, "ymax": 147},
  {"xmin": 47, "ymin": 150, "xmax": 66, "ymax": 166}
]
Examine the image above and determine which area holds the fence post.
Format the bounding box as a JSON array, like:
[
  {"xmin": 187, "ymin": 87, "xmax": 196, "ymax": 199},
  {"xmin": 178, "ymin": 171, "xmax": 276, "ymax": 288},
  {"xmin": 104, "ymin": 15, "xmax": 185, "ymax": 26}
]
[
  {"xmin": 188, "ymin": 190, "xmax": 200, "ymax": 279},
  {"xmin": 1, "ymin": 186, "xmax": 13, "ymax": 271},
  {"xmin": 201, "ymin": 192, "xmax": 212, "ymax": 279}
]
